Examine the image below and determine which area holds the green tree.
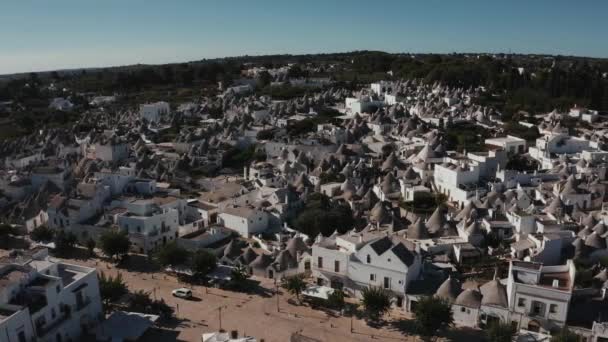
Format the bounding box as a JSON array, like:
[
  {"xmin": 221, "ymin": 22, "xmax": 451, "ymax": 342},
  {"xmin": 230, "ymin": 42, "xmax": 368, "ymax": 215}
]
[
  {"xmin": 156, "ymin": 242, "xmax": 190, "ymax": 268},
  {"xmin": 293, "ymin": 194, "xmax": 355, "ymax": 237},
  {"xmin": 100, "ymin": 230, "xmax": 130, "ymax": 262},
  {"xmin": 257, "ymin": 71, "xmax": 272, "ymax": 88},
  {"xmin": 486, "ymin": 321, "xmax": 515, "ymax": 342},
  {"xmin": 228, "ymin": 265, "xmax": 250, "ymax": 290},
  {"xmin": 30, "ymin": 226, "xmax": 54, "ymax": 242},
  {"xmin": 551, "ymin": 326, "xmax": 578, "ymax": 342},
  {"xmin": 99, "ymin": 272, "xmax": 128, "ymax": 307},
  {"xmin": 0, "ymin": 224, "xmax": 16, "ymax": 243},
  {"xmin": 128, "ymin": 289, "xmax": 174, "ymax": 319},
  {"xmin": 412, "ymin": 296, "xmax": 454, "ymax": 341},
  {"xmin": 85, "ymin": 238, "xmax": 96, "ymax": 257},
  {"xmin": 327, "ymin": 289, "xmax": 345, "ymax": 309},
  {"xmin": 53, "ymin": 230, "xmax": 77, "ymax": 256},
  {"xmin": 281, "ymin": 274, "xmax": 307, "ymax": 303},
  {"xmin": 191, "ymin": 250, "xmax": 217, "ymax": 279},
  {"xmin": 361, "ymin": 287, "xmax": 392, "ymax": 323}
]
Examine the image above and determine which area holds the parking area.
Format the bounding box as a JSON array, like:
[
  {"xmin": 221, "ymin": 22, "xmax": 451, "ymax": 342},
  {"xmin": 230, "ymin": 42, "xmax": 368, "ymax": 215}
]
[{"xmin": 61, "ymin": 256, "xmax": 476, "ymax": 342}]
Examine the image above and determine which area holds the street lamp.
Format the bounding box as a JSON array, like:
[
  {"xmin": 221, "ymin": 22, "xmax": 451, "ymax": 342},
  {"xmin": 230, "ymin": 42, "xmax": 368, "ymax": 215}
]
[{"xmin": 275, "ymin": 281, "xmax": 280, "ymax": 312}]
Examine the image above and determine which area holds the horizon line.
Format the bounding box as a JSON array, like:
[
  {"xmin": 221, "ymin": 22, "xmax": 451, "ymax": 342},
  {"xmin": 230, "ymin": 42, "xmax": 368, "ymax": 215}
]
[{"xmin": 2, "ymin": 49, "xmax": 607, "ymax": 78}]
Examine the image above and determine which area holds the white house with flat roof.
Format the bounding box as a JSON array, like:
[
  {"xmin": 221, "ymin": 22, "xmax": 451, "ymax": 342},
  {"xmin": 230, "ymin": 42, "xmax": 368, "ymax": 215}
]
[
  {"xmin": 0, "ymin": 249, "xmax": 102, "ymax": 342},
  {"xmin": 218, "ymin": 206, "xmax": 269, "ymax": 237},
  {"xmin": 116, "ymin": 199, "xmax": 179, "ymax": 253},
  {"xmin": 139, "ymin": 101, "xmax": 170, "ymax": 123},
  {"xmin": 485, "ymin": 135, "xmax": 526, "ymax": 154}
]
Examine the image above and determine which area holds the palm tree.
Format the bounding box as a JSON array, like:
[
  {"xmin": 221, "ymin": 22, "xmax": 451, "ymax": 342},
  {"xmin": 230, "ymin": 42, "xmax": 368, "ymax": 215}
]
[
  {"xmin": 281, "ymin": 274, "xmax": 307, "ymax": 303},
  {"xmin": 361, "ymin": 287, "xmax": 392, "ymax": 323}
]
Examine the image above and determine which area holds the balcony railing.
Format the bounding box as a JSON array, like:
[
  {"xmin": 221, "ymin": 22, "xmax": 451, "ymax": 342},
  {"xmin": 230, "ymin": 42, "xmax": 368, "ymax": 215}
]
[{"xmin": 37, "ymin": 311, "xmax": 70, "ymax": 337}]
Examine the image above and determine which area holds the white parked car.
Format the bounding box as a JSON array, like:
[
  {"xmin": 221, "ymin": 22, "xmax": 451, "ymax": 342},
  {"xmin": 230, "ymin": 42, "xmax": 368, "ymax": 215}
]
[{"xmin": 172, "ymin": 288, "xmax": 192, "ymax": 299}]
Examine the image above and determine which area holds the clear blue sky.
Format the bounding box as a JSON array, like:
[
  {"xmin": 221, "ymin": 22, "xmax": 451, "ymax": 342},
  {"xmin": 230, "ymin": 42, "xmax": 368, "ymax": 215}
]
[{"xmin": 1, "ymin": 0, "xmax": 607, "ymax": 74}]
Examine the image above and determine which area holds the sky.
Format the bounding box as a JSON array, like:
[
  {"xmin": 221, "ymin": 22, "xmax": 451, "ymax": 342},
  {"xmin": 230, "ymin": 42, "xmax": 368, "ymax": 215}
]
[{"xmin": 1, "ymin": 0, "xmax": 607, "ymax": 74}]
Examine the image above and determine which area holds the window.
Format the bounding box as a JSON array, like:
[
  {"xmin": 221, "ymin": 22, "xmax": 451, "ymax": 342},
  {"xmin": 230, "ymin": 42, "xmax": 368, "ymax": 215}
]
[
  {"xmin": 56, "ymin": 285, "xmax": 60, "ymax": 293},
  {"xmin": 461, "ymin": 307, "xmax": 466, "ymax": 312},
  {"xmin": 518, "ymin": 298, "xmax": 526, "ymax": 307},
  {"xmin": 384, "ymin": 277, "xmax": 391, "ymax": 289},
  {"xmin": 334, "ymin": 260, "xmax": 340, "ymax": 273},
  {"xmin": 317, "ymin": 257, "xmax": 323, "ymax": 269},
  {"xmin": 387, "ymin": 258, "xmax": 391, "ymax": 262},
  {"xmin": 366, "ymin": 255, "xmax": 371, "ymax": 264},
  {"xmin": 549, "ymin": 304, "xmax": 558, "ymax": 314},
  {"xmin": 370, "ymin": 274, "xmax": 376, "ymax": 281},
  {"xmin": 531, "ymin": 301, "xmax": 544, "ymax": 316}
]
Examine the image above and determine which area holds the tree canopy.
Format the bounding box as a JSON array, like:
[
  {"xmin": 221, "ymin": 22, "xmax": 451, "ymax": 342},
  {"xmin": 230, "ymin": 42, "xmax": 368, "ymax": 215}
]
[
  {"xmin": 412, "ymin": 296, "xmax": 454, "ymax": 341},
  {"xmin": 191, "ymin": 250, "xmax": 217, "ymax": 278},
  {"xmin": 156, "ymin": 242, "xmax": 190, "ymax": 268},
  {"xmin": 281, "ymin": 274, "xmax": 307, "ymax": 303},
  {"xmin": 292, "ymin": 193, "xmax": 355, "ymax": 237},
  {"xmin": 100, "ymin": 230, "xmax": 130, "ymax": 261},
  {"xmin": 360, "ymin": 287, "xmax": 392, "ymax": 323}
]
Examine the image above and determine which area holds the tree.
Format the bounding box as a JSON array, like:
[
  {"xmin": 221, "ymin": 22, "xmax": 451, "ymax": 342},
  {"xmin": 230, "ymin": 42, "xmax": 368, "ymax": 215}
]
[
  {"xmin": 412, "ymin": 296, "xmax": 454, "ymax": 341},
  {"xmin": 53, "ymin": 230, "xmax": 77, "ymax": 256},
  {"xmin": 30, "ymin": 226, "xmax": 54, "ymax": 242},
  {"xmin": 228, "ymin": 265, "xmax": 250, "ymax": 290},
  {"xmin": 327, "ymin": 289, "xmax": 345, "ymax": 309},
  {"xmin": 551, "ymin": 326, "xmax": 578, "ymax": 342},
  {"xmin": 156, "ymin": 242, "xmax": 190, "ymax": 268},
  {"xmin": 85, "ymin": 238, "xmax": 96, "ymax": 257},
  {"xmin": 99, "ymin": 272, "xmax": 128, "ymax": 307},
  {"xmin": 486, "ymin": 321, "xmax": 515, "ymax": 342},
  {"xmin": 100, "ymin": 230, "xmax": 130, "ymax": 262},
  {"xmin": 257, "ymin": 71, "xmax": 272, "ymax": 88},
  {"xmin": 191, "ymin": 250, "xmax": 217, "ymax": 279},
  {"xmin": 282, "ymin": 274, "xmax": 307, "ymax": 303},
  {"xmin": 361, "ymin": 287, "xmax": 392, "ymax": 323},
  {"xmin": 293, "ymin": 193, "xmax": 355, "ymax": 237},
  {"xmin": 128, "ymin": 289, "xmax": 174, "ymax": 319},
  {"xmin": 0, "ymin": 224, "xmax": 16, "ymax": 243}
]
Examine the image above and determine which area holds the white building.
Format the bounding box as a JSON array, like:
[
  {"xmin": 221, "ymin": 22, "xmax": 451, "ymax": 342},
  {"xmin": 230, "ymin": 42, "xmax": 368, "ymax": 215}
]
[
  {"xmin": 0, "ymin": 249, "xmax": 103, "ymax": 342},
  {"xmin": 218, "ymin": 206, "xmax": 269, "ymax": 237},
  {"xmin": 117, "ymin": 199, "xmax": 180, "ymax": 253},
  {"xmin": 434, "ymin": 162, "xmax": 483, "ymax": 205},
  {"xmin": 485, "ymin": 136, "xmax": 527, "ymax": 154},
  {"xmin": 139, "ymin": 101, "xmax": 170, "ymax": 123},
  {"xmin": 311, "ymin": 232, "xmax": 422, "ymax": 310}
]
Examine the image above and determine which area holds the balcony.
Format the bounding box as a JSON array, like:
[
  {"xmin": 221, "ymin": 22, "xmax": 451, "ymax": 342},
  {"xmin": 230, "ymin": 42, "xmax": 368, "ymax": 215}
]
[{"xmin": 37, "ymin": 309, "xmax": 70, "ymax": 338}]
